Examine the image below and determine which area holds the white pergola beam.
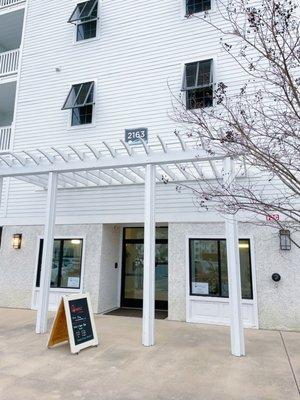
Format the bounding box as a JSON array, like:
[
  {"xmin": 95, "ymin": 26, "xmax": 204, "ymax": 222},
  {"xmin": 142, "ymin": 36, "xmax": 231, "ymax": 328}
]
[
  {"xmin": 71, "ymin": 172, "xmax": 94, "ymax": 186},
  {"xmin": 58, "ymin": 174, "xmax": 79, "ymax": 187},
  {"xmin": 73, "ymin": 172, "xmax": 100, "ymax": 186},
  {"xmin": 101, "ymin": 169, "xmax": 124, "ymax": 184},
  {"xmin": 84, "ymin": 171, "xmax": 108, "ymax": 186},
  {"xmin": 175, "ymin": 164, "xmax": 190, "ymax": 180},
  {"xmin": 36, "ymin": 172, "xmax": 58, "ymax": 334},
  {"xmin": 142, "ymin": 164, "xmax": 156, "ymax": 347},
  {"xmin": 128, "ymin": 167, "xmax": 145, "ymax": 180},
  {"xmin": 0, "ymin": 148, "xmax": 224, "ymax": 178},
  {"xmin": 224, "ymin": 158, "xmax": 245, "ymax": 357},
  {"xmin": 192, "ymin": 162, "xmax": 203, "ymax": 179},
  {"xmin": 116, "ymin": 168, "xmax": 139, "ymax": 183},
  {"xmin": 159, "ymin": 165, "xmax": 178, "ymax": 181},
  {"xmin": 16, "ymin": 175, "xmax": 48, "ymax": 189},
  {"xmin": 88, "ymin": 170, "xmax": 113, "ymax": 185}
]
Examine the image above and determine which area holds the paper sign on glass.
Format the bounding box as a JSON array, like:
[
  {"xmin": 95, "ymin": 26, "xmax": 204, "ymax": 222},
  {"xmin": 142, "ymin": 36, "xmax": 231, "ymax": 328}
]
[
  {"xmin": 68, "ymin": 277, "xmax": 80, "ymax": 288},
  {"xmin": 192, "ymin": 282, "xmax": 209, "ymax": 295}
]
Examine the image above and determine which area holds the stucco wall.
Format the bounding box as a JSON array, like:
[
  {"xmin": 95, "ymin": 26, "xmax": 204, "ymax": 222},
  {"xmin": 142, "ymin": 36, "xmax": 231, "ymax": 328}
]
[
  {"xmin": 0, "ymin": 224, "xmax": 103, "ymax": 312},
  {"xmin": 1, "ymin": 222, "xmax": 299, "ymax": 330},
  {"xmin": 168, "ymin": 223, "xmax": 300, "ymax": 331}
]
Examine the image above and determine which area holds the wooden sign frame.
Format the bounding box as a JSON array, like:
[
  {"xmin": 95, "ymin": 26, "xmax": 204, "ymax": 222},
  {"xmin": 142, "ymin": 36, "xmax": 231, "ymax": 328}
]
[{"xmin": 47, "ymin": 293, "xmax": 98, "ymax": 354}]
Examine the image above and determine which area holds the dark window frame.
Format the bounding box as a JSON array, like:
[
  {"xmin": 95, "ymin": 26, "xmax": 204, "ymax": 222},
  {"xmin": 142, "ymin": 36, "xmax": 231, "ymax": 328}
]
[
  {"xmin": 36, "ymin": 238, "xmax": 83, "ymax": 290},
  {"xmin": 121, "ymin": 227, "xmax": 168, "ymax": 310},
  {"xmin": 68, "ymin": 0, "xmax": 99, "ymax": 42},
  {"xmin": 189, "ymin": 238, "xmax": 253, "ymax": 300},
  {"xmin": 186, "ymin": 0, "xmax": 212, "ymax": 15},
  {"xmin": 76, "ymin": 19, "xmax": 98, "ymax": 41},
  {"xmin": 182, "ymin": 59, "xmax": 214, "ymax": 110},
  {"xmin": 62, "ymin": 81, "xmax": 95, "ymax": 126}
]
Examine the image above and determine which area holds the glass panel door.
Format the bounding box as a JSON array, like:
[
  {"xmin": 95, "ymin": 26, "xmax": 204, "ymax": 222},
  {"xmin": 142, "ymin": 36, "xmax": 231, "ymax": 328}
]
[
  {"xmin": 155, "ymin": 243, "xmax": 168, "ymax": 303},
  {"xmin": 123, "ymin": 243, "xmax": 144, "ymax": 304},
  {"xmin": 121, "ymin": 228, "xmax": 168, "ymax": 310}
]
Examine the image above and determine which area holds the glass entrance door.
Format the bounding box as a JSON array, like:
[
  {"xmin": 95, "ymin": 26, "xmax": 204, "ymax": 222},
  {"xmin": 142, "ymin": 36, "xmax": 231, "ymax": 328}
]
[{"xmin": 121, "ymin": 227, "xmax": 168, "ymax": 310}]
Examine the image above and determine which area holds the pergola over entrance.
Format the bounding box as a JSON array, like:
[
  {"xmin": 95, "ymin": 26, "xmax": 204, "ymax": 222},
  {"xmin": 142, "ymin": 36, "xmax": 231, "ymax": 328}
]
[{"xmin": 0, "ymin": 135, "xmax": 245, "ymax": 357}]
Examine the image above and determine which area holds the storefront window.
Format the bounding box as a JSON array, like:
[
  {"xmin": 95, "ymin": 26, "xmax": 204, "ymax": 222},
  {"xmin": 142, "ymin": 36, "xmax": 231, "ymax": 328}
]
[
  {"xmin": 36, "ymin": 239, "xmax": 83, "ymax": 289},
  {"xmin": 189, "ymin": 238, "xmax": 253, "ymax": 299}
]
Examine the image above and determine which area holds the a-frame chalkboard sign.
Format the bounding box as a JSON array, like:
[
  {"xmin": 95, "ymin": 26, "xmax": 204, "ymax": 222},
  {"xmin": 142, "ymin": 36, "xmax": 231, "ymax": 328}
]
[{"xmin": 47, "ymin": 293, "xmax": 98, "ymax": 354}]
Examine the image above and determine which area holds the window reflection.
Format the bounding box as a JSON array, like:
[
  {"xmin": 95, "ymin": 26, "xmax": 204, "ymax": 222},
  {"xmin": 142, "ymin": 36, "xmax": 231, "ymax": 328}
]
[
  {"xmin": 190, "ymin": 239, "xmax": 253, "ymax": 299},
  {"xmin": 36, "ymin": 239, "xmax": 83, "ymax": 289}
]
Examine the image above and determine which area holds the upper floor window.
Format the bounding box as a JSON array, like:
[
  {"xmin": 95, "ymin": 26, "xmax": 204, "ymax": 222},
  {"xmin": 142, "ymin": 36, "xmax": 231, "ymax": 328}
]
[
  {"xmin": 62, "ymin": 81, "xmax": 95, "ymax": 126},
  {"xmin": 182, "ymin": 59, "xmax": 213, "ymax": 110},
  {"xmin": 68, "ymin": 0, "xmax": 98, "ymax": 42},
  {"xmin": 186, "ymin": 0, "xmax": 211, "ymax": 15}
]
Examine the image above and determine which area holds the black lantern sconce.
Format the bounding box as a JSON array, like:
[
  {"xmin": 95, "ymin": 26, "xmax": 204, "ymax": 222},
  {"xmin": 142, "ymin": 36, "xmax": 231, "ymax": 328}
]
[
  {"xmin": 279, "ymin": 229, "xmax": 291, "ymax": 251},
  {"xmin": 12, "ymin": 234, "xmax": 22, "ymax": 249}
]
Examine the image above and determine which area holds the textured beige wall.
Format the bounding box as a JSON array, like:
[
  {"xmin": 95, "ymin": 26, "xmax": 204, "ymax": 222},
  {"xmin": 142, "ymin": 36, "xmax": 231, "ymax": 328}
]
[
  {"xmin": 1, "ymin": 222, "xmax": 299, "ymax": 330},
  {"xmin": 168, "ymin": 223, "xmax": 300, "ymax": 331},
  {"xmin": 0, "ymin": 224, "xmax": 103, "ymax": 312}
]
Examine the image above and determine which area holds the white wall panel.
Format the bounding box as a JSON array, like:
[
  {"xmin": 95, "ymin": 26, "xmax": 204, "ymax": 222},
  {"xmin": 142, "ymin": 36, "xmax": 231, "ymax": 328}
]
[{"xmin": 4, "ymin": 0, "xmax": 254, "ymax": 221}]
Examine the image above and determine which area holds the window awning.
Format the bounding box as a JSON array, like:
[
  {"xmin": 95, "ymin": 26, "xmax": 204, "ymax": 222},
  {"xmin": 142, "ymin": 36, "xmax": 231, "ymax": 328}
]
[
  {"xmin": 68, "ymin": 0, "xmax": 98, "ymax": 24},
  {"xmin": 182, "ymin": 59, "xmax": 213, "ymax": 91},
  {"xmin": 62, "ymin": 82, "xmax": 94, "ymax": 110}
]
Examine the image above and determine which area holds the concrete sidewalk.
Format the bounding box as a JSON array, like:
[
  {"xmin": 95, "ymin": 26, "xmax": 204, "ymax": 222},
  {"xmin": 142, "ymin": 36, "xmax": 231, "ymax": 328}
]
[{"xmin": 0, "ymin": 308, "xmax": 299, "ymax": 400}]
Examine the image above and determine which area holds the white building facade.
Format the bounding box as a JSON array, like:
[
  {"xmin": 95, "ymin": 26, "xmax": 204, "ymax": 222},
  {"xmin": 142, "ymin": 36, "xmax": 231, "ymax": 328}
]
[{"xmin": 0, "ymin": 0, "xmax": 299, "ymax": 334}]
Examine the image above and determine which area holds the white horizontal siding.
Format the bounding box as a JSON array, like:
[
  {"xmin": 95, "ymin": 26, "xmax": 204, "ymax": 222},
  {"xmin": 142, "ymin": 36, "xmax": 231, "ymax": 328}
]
[
  {"xmin": 6, "ymin": 0, "xmax": 254, "ymax": 221},
  {"xmin": 13, "ymin": 0, "xmax": 246, "ymax": 148},
  {"xmin": 4, "ymin": 179, "xmax": 214, "ymax": 223}
]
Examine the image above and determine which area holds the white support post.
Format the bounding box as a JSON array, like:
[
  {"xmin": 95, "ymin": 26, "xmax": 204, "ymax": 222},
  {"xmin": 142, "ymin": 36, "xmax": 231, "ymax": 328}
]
[
  {"xmin": 0, "ymin": 177, "xmax": 3, "ymax": 219},
  {"xmin": 224, "ymin": 158, "xmax": 245, "ymax": 357},
  {"xmin": 0, "ymin": 177, "xmax": 3, "ymax": 208},
  {"xmin": 142, "ymin": 164, "xmax": 156, "ymax": 347},
  {"xmin": 36, "ymin": 172, "xmax": 58, "ymax": 334}
]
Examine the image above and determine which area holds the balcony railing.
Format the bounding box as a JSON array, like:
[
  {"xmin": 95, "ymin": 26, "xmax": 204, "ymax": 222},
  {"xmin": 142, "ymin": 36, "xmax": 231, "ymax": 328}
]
[
  {"xmin": 0, "ymin": 49, "xmax": 19, "ymax": 77},
  {"xmin": 0, "ymin": 0, "xmax": 25, "ymax": 9},
  {"xmin": 0, "ymin": 126, "xmax": 12, "ymax": 153}
]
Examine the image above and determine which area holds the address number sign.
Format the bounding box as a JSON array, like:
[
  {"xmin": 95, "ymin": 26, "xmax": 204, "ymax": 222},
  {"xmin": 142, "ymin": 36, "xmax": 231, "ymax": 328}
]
[{"xmin": 125, "ymin": 128, "xmax": 148, "ymax": 145}]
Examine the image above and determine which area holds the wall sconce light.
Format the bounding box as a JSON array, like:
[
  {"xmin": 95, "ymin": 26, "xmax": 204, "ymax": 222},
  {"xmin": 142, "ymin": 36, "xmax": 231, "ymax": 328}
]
[
  {"xmin": 279, "ymin": 229, "xmax": 291, "ymax": 251},
  {"xmin": 12, "ymin": 234, "xmax": 22, "ymax": 249}
]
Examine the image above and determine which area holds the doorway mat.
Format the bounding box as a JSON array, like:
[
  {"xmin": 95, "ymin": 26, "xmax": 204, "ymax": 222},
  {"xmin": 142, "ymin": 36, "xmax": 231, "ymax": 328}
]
[{"xmin": 104, "ymin": 308, "xmax": 168, "ymax": 320}]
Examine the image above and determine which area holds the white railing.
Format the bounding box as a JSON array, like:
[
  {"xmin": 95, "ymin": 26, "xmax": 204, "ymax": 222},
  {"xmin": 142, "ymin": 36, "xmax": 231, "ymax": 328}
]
[
  {"xmin": 0, "ymin": 126, "xmax": 12, "ymax": 153},
  {"xmin": 0, "ymin": 49, "xmax": 19, "ymax": 77},
  {"xmin": 0, "ymin": 0, "xmax": 25, "ymax": 9}
]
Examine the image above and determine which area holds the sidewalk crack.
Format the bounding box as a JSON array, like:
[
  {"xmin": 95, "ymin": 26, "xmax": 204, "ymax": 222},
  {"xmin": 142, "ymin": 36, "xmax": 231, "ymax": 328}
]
[{"xmin": 279, "ymin": 331, "xmax": 300, "ymax": 396}]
